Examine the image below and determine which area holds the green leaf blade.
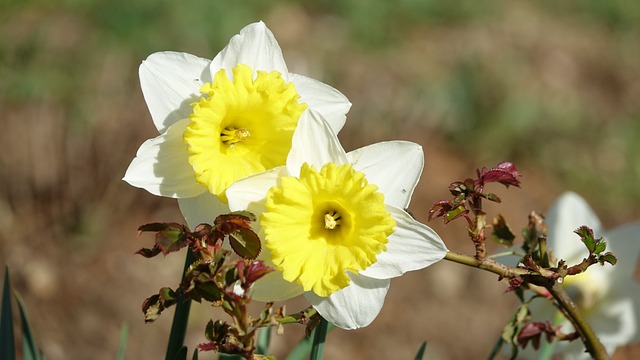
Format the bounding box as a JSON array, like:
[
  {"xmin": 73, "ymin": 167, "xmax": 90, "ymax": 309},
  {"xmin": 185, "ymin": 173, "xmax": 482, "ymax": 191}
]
[
  {"xmin": 16, "ymin": 293, "xmax": 41, "ymax": 360},
  {"xmin": 414, "ymin": 341, "xmax": 427, "ymax": 360},
  {"xmin": 1, "ymin": 267, "xmax": 15, "ymax": 360}
]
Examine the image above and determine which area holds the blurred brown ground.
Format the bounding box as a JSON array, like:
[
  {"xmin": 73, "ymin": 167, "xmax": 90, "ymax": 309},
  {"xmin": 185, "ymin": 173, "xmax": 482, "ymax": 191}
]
[{"xmin": 1, "ymin": 1, "xmax": 639, "ymax": 359}]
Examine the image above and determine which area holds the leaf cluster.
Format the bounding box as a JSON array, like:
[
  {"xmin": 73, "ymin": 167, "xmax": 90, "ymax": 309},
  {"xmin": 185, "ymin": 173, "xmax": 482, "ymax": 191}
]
[
  {"xmin": 136, "ymin": 212, "xmax": 325, "ymax": 359},
  {"xmin": 429, "ymin": 161, "xmax": 521, "ymax": 225},
  {"xmin": 136, "ymin": 211, "xmax": 262, "ymax": 260}
]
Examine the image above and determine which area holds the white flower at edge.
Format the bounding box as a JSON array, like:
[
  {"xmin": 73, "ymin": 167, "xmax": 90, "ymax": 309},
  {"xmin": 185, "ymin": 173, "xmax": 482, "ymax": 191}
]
[
  {"xmin": 226, "ymin": 109, "xmax": 448, "ymax": 329},
  {"xmin": 123, "ymin": 21, "xmax": 351, "ymax": 228},
  {"xmin": 535, "ymin": 191, "xmax": 640, "ymax": 359}
]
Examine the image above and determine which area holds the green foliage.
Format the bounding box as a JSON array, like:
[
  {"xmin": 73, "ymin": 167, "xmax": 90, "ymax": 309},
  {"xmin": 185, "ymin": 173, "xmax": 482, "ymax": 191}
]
[
  {"xmin": 1, "ymin": 268, "xmax": 43, "ymax": 360},
  {"xmin": 414, "ymin": 341, "xmax": 427, "ymax": 360},
  {"xmin": 500, "ymin": 302, "xmax": 531, "ymax": 359},
  {"xmin": 573, "ymin": 226, "xmax": 618, "ymax": 267},
  {"xmin": 306, "ymin": 0, "xmax": 495, "ymax": 48},
  {"xmin": 1, "ymin": 268, "xmax": 15, "ymax": 360},
  {"xmin": 165, "ymin": 251, "xmax": 196, "ymax": 360},
  {"xmin": 309, "ymin": 318, "xmax": 329, "ymax": 360},
  {"xmin": 256, "ymin": 327, "xmax": 271, "ymax": 355},
  {"xmin": 116, "ymin": 323, "xmax": 128, "ymax": 360},
  {"xmin": 283, "ymin": 320, "xmax": 334, "ymax": 360},
  {"xmin": 16, "ymin": 293, "xmax": 42, "ymax": 360}
]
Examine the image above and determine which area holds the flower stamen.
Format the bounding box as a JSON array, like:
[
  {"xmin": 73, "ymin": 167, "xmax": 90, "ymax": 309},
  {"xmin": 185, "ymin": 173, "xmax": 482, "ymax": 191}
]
[
  {"xmin": 183, "ymin": 64, "xmax": 307, "ymax": 198},
  {"xmin": 261, "ymin": 162, "xmax": 396, "ymax": 297},
  {"xmin": 324, "ymin": 211, "xmax": 342, "ymax": 230},
  {"xmin": 220, "ymin": 127, "xmax": 250, "ymax": 146}
]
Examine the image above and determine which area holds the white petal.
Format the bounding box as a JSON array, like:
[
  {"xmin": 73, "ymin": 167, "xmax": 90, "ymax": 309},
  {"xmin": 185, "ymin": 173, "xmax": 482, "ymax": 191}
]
[
  {"xmin": 590, "ymin": 298, "xmax": 637, "ymax": 355},
  {"xmin": 210, "ymin": 21, "xmax": 288, "ymax": 79},
  {"xmin": 546, "ymin": 192, "xmax": 603, "ymax": 260},
  {"xmin": 251, "ymin": 247, "xmax": 305, "ymax": 302},
  {"xmin": 604, "ymin": 223, "xmax": 640, "ymax": 284},
  {"xmin": 123, "ymin": 119, "xmax": 205, "ymax": 199},
  {"xmin": 360, "ymin": 205, "xmax": 447, "ymax": 279},
  {"xmin": 286, "ymin": 109, "xmax": 348, "ymax": 177},
  {"xmin": 605, "ymin": 223, "xmax": 640, "ymax": 345},
  {"xmin": 348, "ymin": 141, "xmax": 424, "ymax": 209},
  {"xmin": 177, "ymin": 192, "xmax": 230, "ymax": 229},
  {"xmin": 226, "ymin": 167, "xmax": 286, "ymax": 214},
  {"xmin": 305, "ymin": 274, "xmax": 390, "ymax": 329},
  {"xmin": 289, "ymin": 73, "xmax": 351, "ymax": 133},
  {"xmin": 139, "ymin": 52, "xmax": 211, "ymax": 133}
]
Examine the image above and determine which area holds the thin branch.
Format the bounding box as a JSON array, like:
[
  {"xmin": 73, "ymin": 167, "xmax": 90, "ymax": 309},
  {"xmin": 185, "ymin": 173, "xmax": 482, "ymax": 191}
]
[
  {"xmin": 443, "ymin": 251, "xmax": 610, "ymax": 360},
  {"xmin": 548, "ymin": 282, "xmax": 610, "ymax": 360}
]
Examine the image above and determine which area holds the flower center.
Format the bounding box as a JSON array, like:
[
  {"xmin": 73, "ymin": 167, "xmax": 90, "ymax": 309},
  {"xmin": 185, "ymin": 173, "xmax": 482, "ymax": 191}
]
[
  {"xmin": 183, "ymin": 64, "xmax": 307, "ymax": 201},
  {"xmin": 324, "ymin": 211, "xmax": 341, "ymax": 230},
  {"xmin": 261, "ymin": 162, "xmax": 396, "ymax": 297},
  {"xmin": 220, "ymin": 127, "xmax": 250, "ymax": 147}
]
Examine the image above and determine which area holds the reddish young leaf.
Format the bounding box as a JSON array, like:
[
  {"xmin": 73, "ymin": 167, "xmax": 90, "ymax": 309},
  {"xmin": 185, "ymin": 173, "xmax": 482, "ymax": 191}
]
[{"xmin": 479, "ymin": 162, "xmax": 522, "ymax": 188}]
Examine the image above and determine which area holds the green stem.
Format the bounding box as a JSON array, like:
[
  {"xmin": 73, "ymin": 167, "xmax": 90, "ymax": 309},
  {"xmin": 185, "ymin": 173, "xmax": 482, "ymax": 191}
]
[
  {"xmin": 310, "ymin": 317, "xmax": 329, "ymax": 360},
  {"xmin": 165, "ymin": 249, "xmax": 197, "ymax": 360},
  {"xmin": 548, "ymin": 282, "xmax": 609, "ymax": 360},
  {"xmin": 274, "ymin": 307, "xmax": 317, "ymax": 326},
  {"xmin": 487, "ymin": 251, "xmax": 525, "ymax": 259}
]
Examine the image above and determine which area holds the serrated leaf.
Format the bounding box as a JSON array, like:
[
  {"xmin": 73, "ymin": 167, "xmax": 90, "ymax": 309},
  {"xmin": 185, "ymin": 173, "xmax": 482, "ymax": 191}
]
[
  {"xmin": 194, "ymin": 281, "xmax": 222, "ymax": 303},
  {"xmin": 156, "ymin": 229, "xmax": 188, "ymax": 255},
  {"xmin": 593, "ymin": 239, "xmax": 607, "ymax": 254},
  {"xmin": 479, "ymin": 162, "xmax": 522, "ymax": 188},
  {"xmin": 229, "ymin": 210, "xmax": 257, "ymax": 222},
  {"xmin": 598, "ymin": 252, "xmax": 617, "ymax": 266},
  {"xmin": 491, "ymin": 214, "xmax": 516, "ymax": 246},
  {"xmin": 215, "ymin": 212, "xmax": 256, "ymax": 229},
  {"xmin": 229, "ymin": 227, "xmax": 261, "ymax": 259},
  {"xmin": 444, "ymin": 205, "xmax": 468, "ymax": 223},
  {"xmin": 575, "ymin": 226, "xmax": 596, "ymax": 253}
]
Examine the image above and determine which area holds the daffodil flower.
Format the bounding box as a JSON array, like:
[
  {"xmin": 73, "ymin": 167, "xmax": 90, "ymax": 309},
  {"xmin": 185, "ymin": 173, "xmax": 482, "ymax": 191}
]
[
  {"xmin": 535, "ymin": 192, "xmax": 640, "ymax": 359},
  {"xmin": 123, "ymin": 22, "xmax": 351, "ymax": 228},
  {"xmin": 225, "ymin": 110, "xmax": 448, "ymax": 329}
]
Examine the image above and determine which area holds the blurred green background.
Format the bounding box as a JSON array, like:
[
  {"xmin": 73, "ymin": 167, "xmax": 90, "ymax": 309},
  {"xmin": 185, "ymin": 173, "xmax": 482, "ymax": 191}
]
[{"xmin": 1, "ymin": 0, "xmax": 639, "ymax": 359}]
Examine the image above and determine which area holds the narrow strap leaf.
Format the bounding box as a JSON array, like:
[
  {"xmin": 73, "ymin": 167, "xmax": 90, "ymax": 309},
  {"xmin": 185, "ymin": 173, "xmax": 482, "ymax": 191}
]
[
  {"xmin": 414, "ymin": 341, "xmax": 427, "ymax": 360},
  {"xmin": 309, "ymin": 318, "xmax": 329, "ymax": 360},
  {"xmin": 116, "ymin": 323, "xmax": 129, "ymax": 360},
  {"xmin": 171, "ymin": 346, "xmax": 188, "ymax": 360},
  {"xmin": 1, "ymin": 267, "xmax": 15, "ymax": 360},
  {"xmin": 15, "ymin": 293, "xmax": 40, "ymax": 360},
  {"xmin": 165, "ymin": 250, "xmax": 196, "ymax": 360},
  {"xmin": 256, "ymin": 326, "xmax": 272, "ymax": 355}
]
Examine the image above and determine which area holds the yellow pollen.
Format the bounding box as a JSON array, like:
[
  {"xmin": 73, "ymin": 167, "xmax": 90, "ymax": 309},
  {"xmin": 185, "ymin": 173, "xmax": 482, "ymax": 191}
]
[
  {"xmin": 220, "ymin": 127, "xmax": 250, "ymax": 145},
  {"xmin": 324, "ymin": 211, "xmax": 342, "ymax": 230}
]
